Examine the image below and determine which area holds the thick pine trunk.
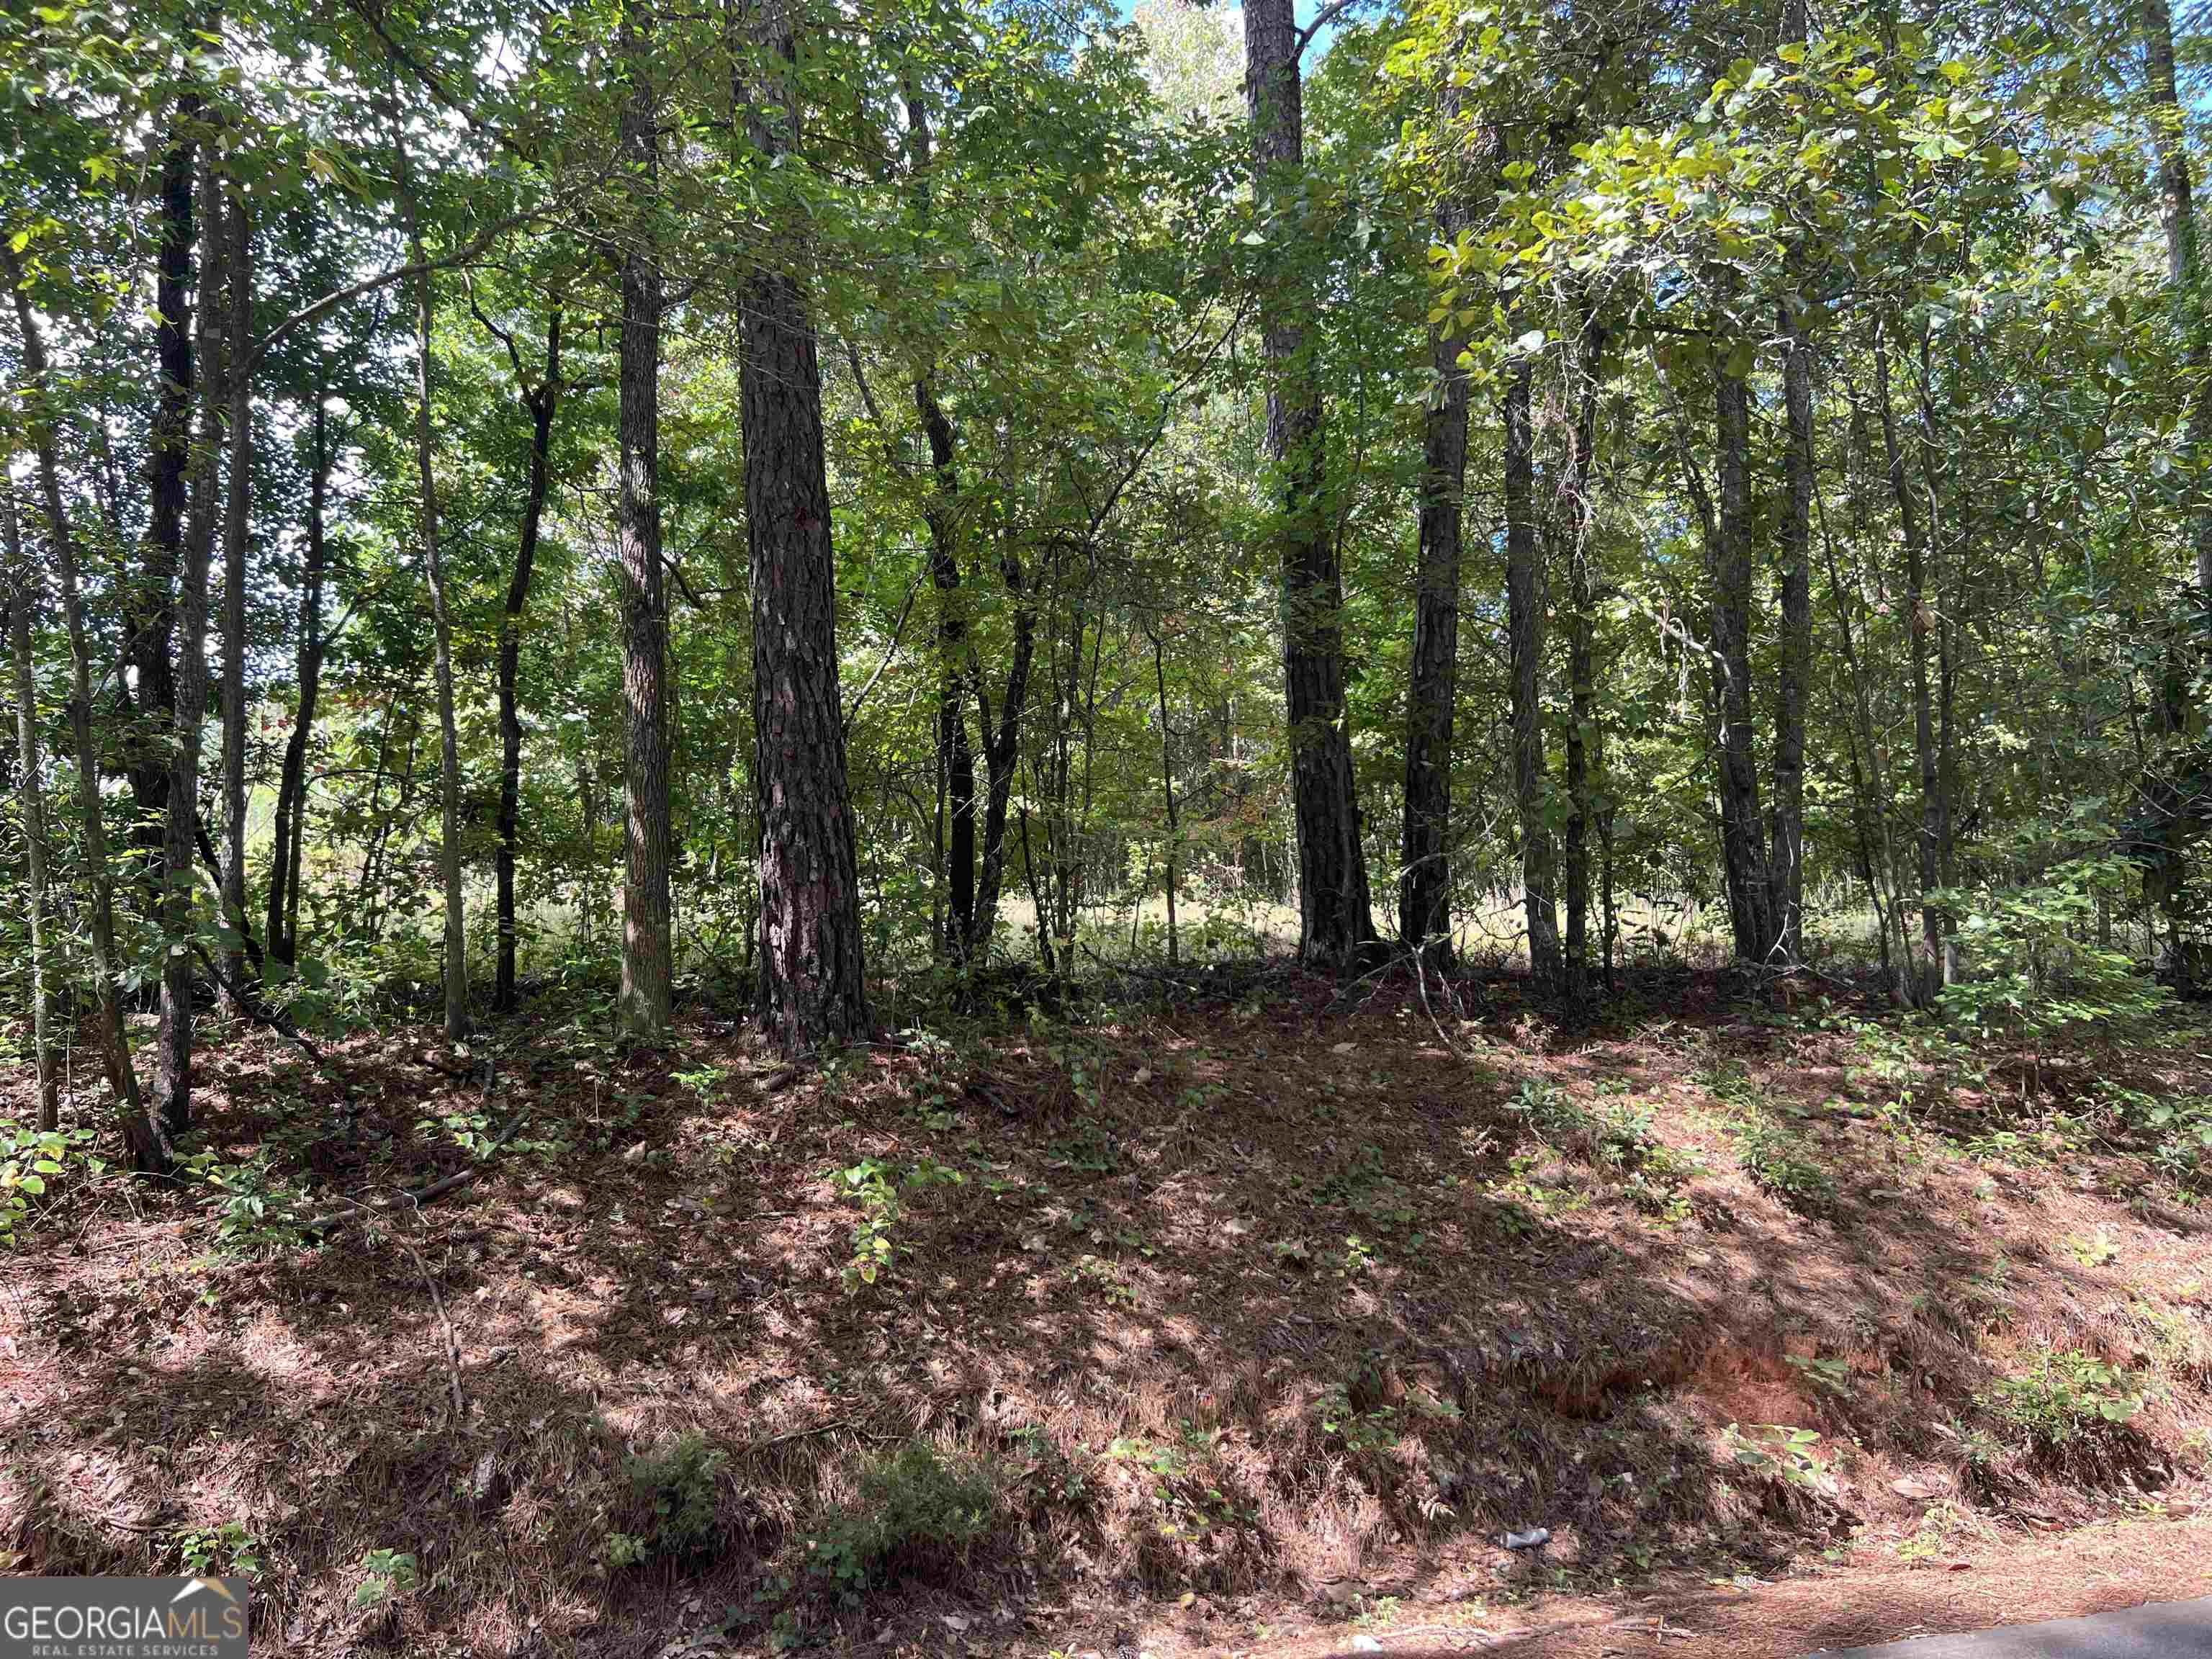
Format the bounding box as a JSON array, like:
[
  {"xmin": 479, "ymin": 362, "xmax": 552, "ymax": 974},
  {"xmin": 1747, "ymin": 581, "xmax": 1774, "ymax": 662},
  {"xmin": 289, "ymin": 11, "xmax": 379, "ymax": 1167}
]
[
  {"xmin": 742, "ymin": 0, "xmax": 871, "ymax": 1055},
  {"xmin": 399, "ymin": 143, "xmax": 469, "ymax": 1043},
  {"xmin": 1245, "ymin": 0, "xmax": 1375, "ymax": 968},
  {"xmin": 1708, "ymin": 340, "xmax": 1773, "ymax": 963},
  {"xmin": 1401, "ymin": 217, "xmax": 1469, "ymax": 965},
  {"xmin": 618, "ymin": 14, "xmax": 675, "ymax": 1040},
  {"xmin": 1504, "ymin": 354, "xmax": 1560, "ymax": 984},
  {"xmin": 4, "ymin": 493, "xmax": 59, "ymax": 1130},
  {"xmin": 496, "ymin": 311, "xmax": 563, "ymax": 1013},
  {"xmin": 5, "ymin": 245, "xmax": 153, "ymax": 1159},
  {"xmin": 218, "ymin": 181, "xmax": 252, "ymax": 1012}
]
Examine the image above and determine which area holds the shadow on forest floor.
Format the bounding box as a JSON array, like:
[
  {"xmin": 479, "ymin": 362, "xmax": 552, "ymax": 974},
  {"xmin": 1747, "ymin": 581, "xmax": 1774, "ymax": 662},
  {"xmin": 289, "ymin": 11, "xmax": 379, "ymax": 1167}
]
[{"xmin": 3, "ymin": 963, "xmax": 2210, "ymax": 1656}]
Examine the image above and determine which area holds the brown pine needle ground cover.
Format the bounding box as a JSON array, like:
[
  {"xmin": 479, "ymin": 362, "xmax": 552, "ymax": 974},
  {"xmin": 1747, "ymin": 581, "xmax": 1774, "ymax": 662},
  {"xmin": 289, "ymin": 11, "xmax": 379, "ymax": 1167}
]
[{"xmin": 4, "ymin": 966, "xmax": 2211, "ymax": 1656}]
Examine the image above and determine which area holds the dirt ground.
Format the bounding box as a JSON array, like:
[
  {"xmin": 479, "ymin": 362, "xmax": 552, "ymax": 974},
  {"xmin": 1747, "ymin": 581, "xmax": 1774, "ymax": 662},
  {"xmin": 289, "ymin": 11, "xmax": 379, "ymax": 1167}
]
[{"xmin": 3, "ymin": 964, "xmax": 2208, "ymax": 1655}]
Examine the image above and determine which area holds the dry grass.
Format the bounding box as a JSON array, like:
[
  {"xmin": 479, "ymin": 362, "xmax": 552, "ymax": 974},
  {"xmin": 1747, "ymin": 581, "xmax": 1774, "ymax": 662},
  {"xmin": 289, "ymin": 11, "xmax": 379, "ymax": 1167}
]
[{"xmin": 1, "ymin": 966, "xmax": 2209, "ymax": 1655}]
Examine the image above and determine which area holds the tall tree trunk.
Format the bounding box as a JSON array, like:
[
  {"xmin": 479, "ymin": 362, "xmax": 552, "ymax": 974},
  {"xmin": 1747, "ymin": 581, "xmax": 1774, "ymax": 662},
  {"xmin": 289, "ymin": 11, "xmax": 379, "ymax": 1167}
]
[
  {"xmin": 1244, "ymin": 0, "xmax": 1375, "ymax": 968},
  {"xmin": 1504, "ymin": 354, "xmax": 1560, "ymax": 985},
  {"xmin": 971, "ymin": 540, "xmax": 1036, "ymax": 955},
  {"xmin": 266, "ymin": 379, "xmax": 331, "ymax": 966},
  {"xmin": 1773, "ymin": 307, "xmax": 1813, "ymax": 968},
  {"xmin": 1707, "ymin": 327, "xmax": 1773, "ymax": 963},
  {"xmin": 397, "ymin": 136, "xmax": 469, "ymax": 1043},
  {"xmin": 1771, "ymin": 0, "xmax": 1815, "ymax": 968},
  {"xmin": 1560, "ymin": 312, "xmax": 1604, "ymax": 999},
  {"xmin": 132, "ymin": 105, "xmax": 198, "ymax": 840},
  {"xmin": 914, "ymin": 373, "xmax": 977, "ymax": 960},
  {"xmin": 217, "ymin": 179, "xmax": 253, "ymax": 1014},
  {"xmin": 742, "ymin": 0, "xmax": 871, "ymax": 1055},
  {"xmin": 5, "ymin": 244, "xmax": 155, "ymax": 1160},
  {"xmin": 2149, "ymin": 0, "xmax": 2212, "ymax": 601},
  {"xmin": 1151, "ymin": 627, "xmax": 1180, "ymax": 963},
  {"xmin": 4, "ymin": 491, "xmax": 59, "ymax": 1130},
  {"xmin": 1874, "ymin": 323, "xmax": 1941, "ymax": 1002},
  {"xmin": 1401, "ymin": 201, "xmax": 1469, "ymax": 965},
  {"xmin": 618, "ymin": 13, "xmax": 675, "ymax": 1041},
  {"xmin": 153, "ymin": 154, "xmax": 223, "ymax": 1137},
  {"xmin": 495, "ymin": 307, "xmax": 565, "ymax": 1012}
]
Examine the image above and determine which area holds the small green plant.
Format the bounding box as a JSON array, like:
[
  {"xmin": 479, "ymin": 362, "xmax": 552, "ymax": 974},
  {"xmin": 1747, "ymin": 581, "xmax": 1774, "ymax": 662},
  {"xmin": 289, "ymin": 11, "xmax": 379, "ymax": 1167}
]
[
  {"xmin": 354, "ymin": 1548, "xmax": 420, "ymax": 1609},
  {"xmin": 415, "ymin": 1107, "xmax": 498, "ymax": 1159},
  {"xmin": 836, "ymin": 1157, "xmax": 964, "ymax": 1287},
  {"xmin": 1732, "ymin": 1118, "xmax": 1835, "ymax": 1212},
  {"xmin": 1316, "ymin": 1383, "xmax": 1401, "ymax": 1452},
  {"xmin": 174, "ymin": 1520, "xmax": 262, "ymax": 1579},
  {"xmin": 2064, "ymin": 1230, "xmax": 2119, "ymax": 1268},
  {"xmin": 1785, "ymin": 1353, "xmax": 1853, "ymax": 1400},
  {"xmin": 1936, "ymin": 858, "xmax": 2173, "ymax": 1044},
  {"xmin": 621, "ymin": 1433, "xmax": 727, "ymax": 1563},
  {"xmin": 805, "ymin": 1442, "xmax": 999, "ymax": 1602},
  {"xmin": 1981, "ymin": 1349, "xmax": 2144, "ymax": 1449},
  {"xmin": 1720, "ymin": 1424, "xmax": 1838, "ymax": 1498},
  {"xmin": 194, "ymin": 1151, "xmax": 310, "ymax": 1255},
  {"xmin": 0, "ymin": 1123, "xmax": 104, "ymax": 1248}
]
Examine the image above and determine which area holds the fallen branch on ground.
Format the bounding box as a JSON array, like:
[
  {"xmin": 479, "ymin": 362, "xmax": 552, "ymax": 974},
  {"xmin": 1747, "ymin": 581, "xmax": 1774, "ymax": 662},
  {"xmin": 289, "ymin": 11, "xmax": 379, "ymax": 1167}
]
[{"xmin": 294, "ymin": 1108, "xmax": 529, "ymax": 1237}]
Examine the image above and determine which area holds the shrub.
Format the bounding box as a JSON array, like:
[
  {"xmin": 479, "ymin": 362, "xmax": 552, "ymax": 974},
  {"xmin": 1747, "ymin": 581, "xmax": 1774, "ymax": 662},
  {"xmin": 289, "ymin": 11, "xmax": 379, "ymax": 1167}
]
[
  {"xmin": 618, "ymin": 1434, "xmax": 727, "ymax": 1565},
  {"xmin": 806, "ymin": 1442, "xmax": 999, "ymax": 1600},
  {"xmin": 1980, "ymin": 1349, "xmax": 2143, "ymax": 1450},
  {"xmin": 1936, "ymin": 857, "xmax": 2171, "ymax": 1043}
]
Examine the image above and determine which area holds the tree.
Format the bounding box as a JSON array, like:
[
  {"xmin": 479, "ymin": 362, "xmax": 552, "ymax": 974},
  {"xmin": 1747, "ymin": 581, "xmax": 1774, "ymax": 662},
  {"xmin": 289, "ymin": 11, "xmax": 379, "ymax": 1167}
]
[
  {"xmin": 741, "ymin": 0, "xmax": 870, "ymax": 1054},
  {"xmin": 616, "ymin": 7, "xmax": 673, "ymax": 1043},
  {"xmin": 4, "ymin": 486, "xmax": 58, "ymax": 1130},
  {"xmin": 1244, "ymin": 0, "xmax": 1375, "ymax": 968}
]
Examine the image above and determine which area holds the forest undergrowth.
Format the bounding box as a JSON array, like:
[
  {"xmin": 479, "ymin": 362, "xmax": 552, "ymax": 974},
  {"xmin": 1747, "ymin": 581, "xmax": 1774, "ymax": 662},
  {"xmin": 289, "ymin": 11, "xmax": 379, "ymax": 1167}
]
[{"xmin": 4, "ymin": 962, "xmax": 2211, "ymax": 1656}]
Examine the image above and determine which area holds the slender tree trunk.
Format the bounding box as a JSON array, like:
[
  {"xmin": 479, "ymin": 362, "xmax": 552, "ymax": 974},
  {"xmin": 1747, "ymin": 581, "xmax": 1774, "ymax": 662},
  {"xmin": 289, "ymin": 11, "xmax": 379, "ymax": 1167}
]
[
  {"xmin": 1771, "ymin": 0, "xmax": 1815, "ymax": 968},
  {"xmin": 6, "ymin": 248, "xmax": 158, "ymax": 1161},
  {"xmin": 971, "ymin": 542, "xmax": 1036, "ymax": 955},
  {"xmin": 1401, "ymin": 203, "xmax": 1469, "ymax": 965},
  {"xmin": 131, "ymin": 105, "xmax": 198, "ymax": 842},
  {"xmin": 153, "ymin": 155, "xmax": 224, "ymax": 1136},
  {"xmin": 267, "ymin": 380, "xmax": 331, "ymax": 966},
  {"xmin": 1151, "ymin": 628, "xmax": 1179, "ymax": 963},
  {"xmin": 1773, "ymin": 306, "xmax": 1813, "ymax": 968},
  {"xmin": 4, "ymin": 491, "xmax": 59, "ymax": 1130},
  {"xmin": 2149, "ymin": 0, "xmax": 2212, "ymax": 601},
  {"xmin": 1560, "ymin": 311, "xmax": 1604, "ymax": 997},
  {"xmin": 1504, "ymin": 354, "xmax": 1560, "ymax": 985},
  {"xmin": 1707, "ymin": 328, "xmax": 1773, "ymax": 963},
  {"xmin": 742, "ymin": 0, "xmax": 871, "ymax": 1055},
  {"xmin": 617, "ymin": 14, "xmax": 675, "ymax": 1041},
  {"xmin": 217, "ymin": 179, "xmax": 252, "ymax": 1013},
  {"xmin": 1874, "ymin": 324, "xmax": 1940, "ymax": 1002},
  {"xmin": 1245, "ymin": 0, "xmax": 1375, "ymax": 968},
  {"xmin": 914, "ymin": 373, "xmax": 977, "ymax": 960},
  {"xmin": 495, "ymin": 309, "xmax": 564, "ymax": 1012},
  {"xmin": 397, "ymin": 138, "xmax": 469, "ymax": 1043}
]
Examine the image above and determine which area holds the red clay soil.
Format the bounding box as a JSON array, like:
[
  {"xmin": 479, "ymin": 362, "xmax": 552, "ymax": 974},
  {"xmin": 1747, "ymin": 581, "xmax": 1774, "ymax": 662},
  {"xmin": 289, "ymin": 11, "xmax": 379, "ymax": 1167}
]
[{"xmin": 2, "ymin": 965, "xmax": 2209, "ymax": 1656}]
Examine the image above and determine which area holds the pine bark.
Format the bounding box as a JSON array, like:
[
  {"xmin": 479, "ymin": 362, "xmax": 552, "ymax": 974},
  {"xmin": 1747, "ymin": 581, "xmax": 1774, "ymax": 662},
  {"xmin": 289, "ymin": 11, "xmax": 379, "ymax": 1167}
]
[
  {"xmin": 4, "ymin": 492, "xmax": 59, "ymax": 1130},
  {"xmin": 1771, "ymin": 0, "xmax": 1815, "ymax": 966},
  {"xmin": 1244, "ymin": 0, "xmax": 1375, "ymax": 968},
  {"xmin": 4, "ymin": 244, "xmax": 154, "ymax": 1160},
  {"xmin": 1504, "ymin": 354, "xmax": 1560, "ymax": 985},
  {"xmin": 742, "ymin": 0, "xmax": 871, "ymax": 1055},
  {"xmin": 1401, "ymin": 202, "xmax": 1470, "ymax": 965},
  {"xmin": 618, "ymin": 12, "xmax": 675, "ymax": 1041}
]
